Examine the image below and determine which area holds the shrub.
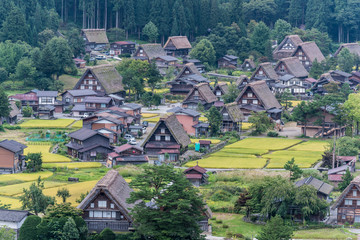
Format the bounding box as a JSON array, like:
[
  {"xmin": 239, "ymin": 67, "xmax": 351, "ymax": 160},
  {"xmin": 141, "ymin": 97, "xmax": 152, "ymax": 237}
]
[
  {"xmin": 222, "ymin": 224, "xmax": 229, "ymax": 228},
  {"xmin": 3, "ymin": 124, "xmax": 21, "ymax": 130},
  {"xmin": 99, "ymin": 228, "xmax": 116, "ymax": 240},
  {"xmin": 215, "ymin": 220, "xmax": 223, "ymax": 224},
  {"xmin": 0, "ymin": 125, "xmax": 4, "ymax": 132},
  {"xmin": 19, "ymin": 215, "xmax": 41, "ymax": 240},
  {"xmin": 22, "ymin": 105, "xmax": 33, "ymax": 117},
  {"xmin": 211, "ymin": 190, "xmax": 233, "ymax": 202},
  {"xmin": 267, "ymin": 131, "xmax": 279, "ymax": 137}
]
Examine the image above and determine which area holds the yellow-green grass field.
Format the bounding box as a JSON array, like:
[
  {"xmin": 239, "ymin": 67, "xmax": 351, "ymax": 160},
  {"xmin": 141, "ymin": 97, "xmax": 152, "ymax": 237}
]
[
  {"xmin": 225, "ymin": 138, "xmax": 302, "ymax": 151},
  {"xmin": 221, "ymin": 148, "xmax": 269, "ymax": 155},
  {"xmin": 144, "ymin": 87, "xmax": 169, "ymax": 94},
  {"xmin": 265, "ymin": 150, "xmax": 323, "ymax": 168},
  {"xmin": 199, "ymin": 117, "xmax": 208, "ymax": 122},
  {"xmin": 142, "ymin": 113, "xmax": 159, "ymax": 118},
  {"xmin": 145, "ymin": 117, "xmax": 160, "ymax": 123},
  {"xmin": 0, "ymin": 196, "xmax": 22, "ymax": 209},
  {"xmin": 185, "ymin": 155, "xmax": 267, "ymax": 169},
  {"xmin": 288, "ymin": 140, "xmax": 329, "ymax": 152},
  {"xmin": 0, "ymin": 181, "xmax": 67, "ymax": 196},
  {"xmin": 0, "ymin": 171, "xmax": 53, "ymax": 185},
  {"xmin": 25, "ymin": 144, "xmax": 72, "ymax": 163},
  {"xmin": 20, "ymin": 119, "xmax": 75, "ymax": 129},
  {"xmin": 71, "ymin": 120, "xmax": 83, "ymax": 128},
  {"xmin": 241, "ymin": 122, "xmax": 253, "ymax": 130},
  {"xmin": 43, "ymin": 180, "xmax": 98, "ymax": 206},
  {"xmin": 42, "ymin": 162, "xmax": 102, "ymax": 169},
  {"xmin": 190, "ymin": 139, "xmax": 221, "ymax": 144}
]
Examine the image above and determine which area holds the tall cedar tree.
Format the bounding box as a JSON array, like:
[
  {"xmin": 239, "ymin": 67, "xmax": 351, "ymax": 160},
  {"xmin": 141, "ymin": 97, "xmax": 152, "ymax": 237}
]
[
  {"xmin": 258, "ymin": 215, "xmax": 293, "ymax": 240},
  {"xmin": 128, "ymin": 165, "xmax": 205, "ymax": 240},
  {"xmin": 190, "ymin": 39, "xmax": 216, "ymax": 67},
  {"xmin": 250, "ymin": 21, "xmax": 271, "ymax": 57},
  {"xmin": 1, "ymin": 6, "xmax": 28, "ymax": 42},
  {"xmin": 339, "ymin": 169, "xmax": 354, "ymax": 191},
  {"xmin": 0, "ymin": 86, "xmax": 10, "ymax": 119},
  {"xmin": 205, "ymin": 106, "xmax": 222, "ymax": 136},
  {"xmin": 284, "ymin": 158, "xmax": 303, "ymax": 182}
]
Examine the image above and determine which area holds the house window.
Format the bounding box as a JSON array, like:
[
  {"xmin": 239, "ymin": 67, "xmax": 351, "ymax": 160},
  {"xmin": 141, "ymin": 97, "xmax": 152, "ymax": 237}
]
[
  {"xmin": 299, "ymin": 51, "xmax": 302, "ymax": 56},
  {"xmin": 101, "ymin": 104, "xmax": 106, "ymax": 108},
  {"xmin": 111, "ymin": 126, "xmax": 116, "ymax": 130},
  {"xmin": 357, "ymin": 200, "xmax": 360, "ymax": 206},
  {"xmin": 88, "ymin": 74, "xmax": 93, "ymax": 77},
  {"xmin": 356, "ymin": 216, "xmax": 360, "ymax": 223},
  {"xmin": 216, "ymin": 91, "xmax": 221, "ymax": 96},
  {"xmin": 104, "ymin": 211, "xmax": 111, "ymax": 218},
  {"xmin": 65, "ymin": 98, "xmax": 70, "ymax": 103},
  {"xmin": 305, "ymin": 61, "xmax": 310, "ymax": 65},
  {"xmin": 110, "ymin": 203, "xmax": 114, "ymax": 209},
  {"xmin": 194, "ymin": 96, "xmax": 199, "ymax": 100},
  {"xmin": 98, "ymin": 201, "xmax": 107, "ymax": 208},
  {"xmin": 354, "ymin": 190, "xmax": 357, "ymax": 197},
  {"xmin": 165, "ymin": 135, "xmax": 170, "ymax": 141},
  {"xmin": 242, "ymin": 99, "xmax": 247, "ymax": 104},
  {"xmin": 91, "ymin": 151, "xmax": 96, "ymax": 157},
  {"xmin": 89, "ymin": 80, "xmax": 93, "ymax": 84},
  {"xmin": 345, "ymin": 200, "xmax": 353, "ymax": 205},
  {"xmin": 140, "ymin": 49, "xmax": 143, "ymax": 53},
  {"xmin": 298, "ymin": 57, "xmax": 302, "ymax": 61},
  {"xmin": 253, "ymin": 100, "xmax": 258, "ymax": 104},
  {"xmin": 81, "ymin": 85, "xmax": 85, "ymax": 89},
  {"xmin": 112, "ymin": 211, "xmax": 116, "ymax": 218},
  {"xmin": 94, "ymin": 211, "xmax": 102, "ymax": 218},
  {"xmin": 89, "ymin": 211, "xmax": 94, "ymax": 217},
  {"xmin": 90, "ymin": 203, "xmax": 94, "ymax": 208},
  {"xmin": 259, "ymin": 70, "xmax": 263, "ymax": 75},
  {"xmin": 342, "ymin": 215, "xmax": 346, "ymax": 220},
  {"xmin": 247, "ymin": 92, "xmax": 253, "ymax": 97},
  {"xmin": 97, "ymin": 86, "xmax": 101, "ymax": 90},
  {"xmin": 161, "ymin": 128, "xmax": 165, "ymax": 134},
  {"xmin": 41, "ymin": 97, "xmax": 53, "ymax": 104},
  {"xmin": 185, "ymin": 70, "xmax": 190, "ymax": 74},
  {"xmin": 155, "ymin": 135, "xmax": 161, "ymax": 141}
]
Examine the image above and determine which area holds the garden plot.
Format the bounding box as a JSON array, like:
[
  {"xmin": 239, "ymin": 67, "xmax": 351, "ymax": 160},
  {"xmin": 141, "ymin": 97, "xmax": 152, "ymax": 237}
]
[
  {"xmin": 25, "ymin": 144, "xmax": 72, "ymax": 163},
  {"xmin": 42, "ymin": 162, "xmax": 102, "ymax": 169},
  {"xmin": 20, "ymin": 119, "xmax": 75, "ymax": 129}
]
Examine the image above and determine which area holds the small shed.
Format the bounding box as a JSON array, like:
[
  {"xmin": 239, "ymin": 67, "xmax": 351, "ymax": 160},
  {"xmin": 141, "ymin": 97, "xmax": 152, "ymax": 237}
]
[
  {"xmin": 184, "ymin": 164, "xmax": 208, "ymax": 187},
  {"xmin": 199, "ymin": 140, "xmax": 211, "ymax": 150}
]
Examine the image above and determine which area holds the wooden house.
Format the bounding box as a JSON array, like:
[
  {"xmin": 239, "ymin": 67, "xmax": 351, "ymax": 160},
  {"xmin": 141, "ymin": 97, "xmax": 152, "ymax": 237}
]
[
  {"xmin": 155, "ymin": 55, "xmax": 179, "ymax": 66},
  {"xmin": 66, "ymin": 128, "xmax": 112, "ymax": 161},
  {"xmin": 311, "ymin": 73, "xmax": 336, "ymax": 95},
  {"xmin": 74, "ymin": 58, "xmax": 86, "ymax": 68},
  {"xmin": 6, "ymin": 101, "xmax": 20, "ymax": 124},
  {"xmin": 164, "ymin": 36, "xmax": 192, "ymax": 57},
  {"xmin": 217, "ymin": 55, "xmax": 238, "ymax": 69},
  {"xmin": 350, "ymin": 71, "xmax": 360, "ymax": 87},
  {"xmin": 272, "ymin": 35, "xmax": 303, "ymax": 60},
  {"xmin": 113, "ymin": 103, "xmax": 142, "ymax": 124},
  {"xmin": 61, "ymin": 90, "xmax": 98, "ymax": 110},
  {"xmin": 0, "ymin": 140, "xmax": 27, "ymax": 173},
  {"xmin": 141, "ymin": 114, "xmax": 191, "ymax": 162},
  {"xmin": 274, "ymin": 57, "xmax": 309, "ymax": 79},
  {"xmin": 107, "ymin": 144, "xmax": 147, "ymax": 167},
  {"xmin": 213, "ymin": 82, "xmax": 229, "ymax": 102},
  {"xmin": 168, "ymin": 63, "xmax": 210, "ymax": 95},
  {"xmin": 72, "ymin": 96, "xmax": 114, "ymax": 117},
  {"xmin": 182, "ymin": 83, "xmax": 217, "ymax": 110},
  {"xmin": 0, "ymin": 210, "xmax": 30, "ymax": 238},
  {"xmin": 334, "ymin": 43, "xmax": 360, "ymax": 58},
  {"xmin": 8, "ymin": 91, "xmax": 38, "ymax": 111},
  {"xmin": 297, "ymin": 108, "xmax": 346, "ymax": 138},
  {"xmin": 81, "ymin": 29, "xmax": 109, "ymax": 53},
  {"xmin": 241, "ymin": 59, "xmax": 256, "ymax": 71},
  {"xmin": 133, "ymin": 44, "xmax": 167, "ymax": 62},
  {"xmin": 291, "ymin": 42, "xmax": 325, "ymax": 71},
  {"xmin": 328, "ymin": 164, "xmax": 356, "ymax": 187},
  {"xmin": 167, "ymin": 106, "xmax": 200, "ymax": 136},
  {"xmin": 221, "ymin": 102, "xmax": 244, "ymax": 132},
  {"xmin": 235, "ymin": 80, "xmax": 282, "ymax": 121},
  {"xmin": 184, "ymin": 164, "xmax": 208, "ymax": 187},
  {"xmin": 331, "ymin": 176, "xmax": 360, "ymax": 224},
  {"xmin": 110, "ymin": 41, "xmax": 136, "ymax": 56},
  {"xmin": 278, "ymin": 74, "xmax": 307, "ymax": 96},
  {"xmin": 183, "ymin": 59, "xmax": 206, "ymax": 73},
  {"xmin": 77, "ymin": 169, "xmax": 134, "ymax": 232},
  {"xmin": 295, "ymin": 176, "xmax": 333, "ymax": 200},
  {"xmin": 251, "ymin": 62, "xmax": 278, "ymax": 81},
  {"xmin": 235, "ymin": 75, "xmax": 251, "ymax": 90},
  {"xmin": 91, "ymin": 117, "xmax": 123, "ymax": 143},
  {"xmin": 193, "ymin": 122, "xmax": 210, "ymax": 138},
  {"xmin": 73, "ymin": 65, "xmax": 125, "ymax": 97}
]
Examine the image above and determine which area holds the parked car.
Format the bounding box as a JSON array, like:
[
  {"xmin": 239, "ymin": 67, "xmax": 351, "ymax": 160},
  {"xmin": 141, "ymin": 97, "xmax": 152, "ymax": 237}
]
[
  {"xmin": 128, "ymin": 139, "xmax": 137, "ymax": 145},
  {"xmin": 124, "ymin": 134, "xmax": 135, "ymax": 141},
  {"xmin": 142, "ymin": 121, "xmax": 149, "ymax": 127},
  {"xmin": 96, "ymin": 55, "xmax": 106, "ymax": 60}
]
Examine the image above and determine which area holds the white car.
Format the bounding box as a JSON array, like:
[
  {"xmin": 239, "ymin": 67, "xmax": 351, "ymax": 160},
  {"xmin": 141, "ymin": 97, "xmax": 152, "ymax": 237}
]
[
  {"xmin": 124, "ymin": 134, "xmax": 134, "ymax": 141},
  {"xmin": 128, "ymin": 139, "xmax": 137, "ymax": 145}
]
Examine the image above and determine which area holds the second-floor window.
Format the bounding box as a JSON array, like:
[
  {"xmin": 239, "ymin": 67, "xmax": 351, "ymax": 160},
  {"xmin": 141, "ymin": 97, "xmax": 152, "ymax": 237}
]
[
  {"xmin": 98, "ymin": 201, "xmax": 107, "ymax": 208},
  {"xmin": 345, "ymin": 200, "xmax": 353, "ymax": 205},
  {"xmin": 242, "ymin": 99, "xmax": 247, "ymax": 104},
  {"xmin": 161, "ymin": 128, "xmax": 165, "ymax": 134},
  {"xmin": 65, "ymin": 98, "xmax": 70, "ymax": 103},
  {"xmin": 253, "ymin": 100, "xmax": 258, "ymax": 104},
  {"xmin": 247, "ymin": 92, "xmax": 253, "ymax": 97},
  {"xmin": 354, "ymin": 190, "xmax": 357, "ymax": 197},
  {"xmin": 41, "ymin": 97, "xmax": 53, "ymax": 104},
  {"xmin": 101, "ymin": 104, "xmax": 106, "ymax": 108},
  {"xmin": 165, "ymin": 135, "xmax": 170, "ymax": 141},
  {"xmin": 155, "ymin": 135, "xmax": 161, "ymax": 141}
]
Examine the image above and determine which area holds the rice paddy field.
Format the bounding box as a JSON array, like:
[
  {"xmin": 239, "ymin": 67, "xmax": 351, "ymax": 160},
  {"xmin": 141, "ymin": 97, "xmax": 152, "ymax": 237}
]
[
  {"xmin": 142, "ymin": 113, "xmax": 159, "ymax": 118},
  {"xmin": 25, "ymin": 144, "xmax": 72, "ymax": 163},
  {"xmin": 190, "ymin": 139, "xmax": 221, "ymax": 144},
  {"xmin": 71, "ymin": 120, "xmax": 83, "ymax": 128},
  {"xmin": 185, "ymin": 138, "xmax": 329, "ymax": 169},
  {"xmin": 42, "ymin": 162, "xmax": 103, "ymax": 169},
  {"xmin": 20, "ymin": 119, "xmax": 75, "ymax": 129}
]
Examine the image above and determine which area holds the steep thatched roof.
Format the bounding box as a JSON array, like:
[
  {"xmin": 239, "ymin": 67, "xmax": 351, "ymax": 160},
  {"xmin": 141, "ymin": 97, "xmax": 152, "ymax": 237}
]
[
  {"xmin": 236, "ymin": 81, "xmax": 281, "ymax": 110},
  {"xmin": 273, "ymin": 35, "xmax": 303, "ymax": 54},
  {"xmin": 331, "ymin": 176, "xmax": 360, "ymax": 210},
  {"xmin": 82, "ymin": 29, "xmax": 109, "ymax": 44},
  {"xmin": 334, "ymin": 43, "xmax": 360, "ymax": 57},
  {"xmin": 222, "ymin": 102, "xmax": 244, "ymax": 122},
  {"xmin": 77, "ymin": 169, "xmax": 134, "ymax": 221},
  {"xmin": 275, "ymin": 57, "xmax": 309, "ymax": 78},
  {"xmin": 75, "ymin": 65, "xmax": 124, "ymax": 94},
  {"xmin": 184, "ymin": 83, "xmax": 217, "ymax": 104},
  {"xmin": 164, "ymin": 36, "xmax": 192, "ymax": 50},
  {"xmin": 235, "ymin": 75, "xmax": 250, "ymax": 86},
  {"xmin": 139, "ymin": 44, "xmax": 166, "ymax": 60},
  {"xmin": 214, "ymin": 82, "xmax": 229, "ymax": 95},
  {"xmin": 141, "ymin": 113, "xmax": 191, "ymax": 148},
  {"xmin": 251, "ymin": 62, "xmax": 278, "ymax": 80},
  {"xmin": 293, "ymin": 42, "xmax": 325, "ymax": 63},
  {"xmin": 241, "ymin": 59, "xmax": 256, "ymax": 69},
  {"xmin": 9, "ymin": 101, "xmax": 20, "ymax": 118}
]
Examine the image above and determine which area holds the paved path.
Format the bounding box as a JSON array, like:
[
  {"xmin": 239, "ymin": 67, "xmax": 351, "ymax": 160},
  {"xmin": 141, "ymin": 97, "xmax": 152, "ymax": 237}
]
[{"xmin": 142, "ymin": 102, "xmax": 181, "ymax": 114}]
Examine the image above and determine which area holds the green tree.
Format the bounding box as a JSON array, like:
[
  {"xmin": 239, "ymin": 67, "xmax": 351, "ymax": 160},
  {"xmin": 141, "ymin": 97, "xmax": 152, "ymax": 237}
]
[
  {"xmin": 147, "ymin": 61, "xmax": 162, "ymax": 92},
  {"xmin": 250, "ymin": 21, "xmax": 271, "ymax": 57},
  {"xmin": 26, "ymin": 153, "xmax": 42, "ymax": 172},
  {"xmin": 294, "ymin": 185, "xmax": 329, "ymax": 224},
  {"xmin": 142, "ymin": 21, "xmax": 159, "ymax": 43},
  {"xmin": 47, "ymin": 37, "xmax": 75, "ymax": 79},
  {"xmin": 309, "ymin": 59, "xmax": 324, "ymax": 79},
  {"xmin": 305, "ymin": 0, "xmax": 333, "ymax": 32},
  {"xmin": 248, "ymin": 111, "xmax": 273, "ymax": 135},
  {"xmin": 1, "ymin": 6, "xmax": 28, "ymax": 42},
  {"xmin": 205, "ymin": 106, "xmax": 223, "ymax": 136},
  {"xmin": 19, "ymin": 215, "xmax": 41, "ymax": 240},
  {"xmin": 284, "ymin": 158, "xmax": 303, "ymax": 181},
  {"xmin": 288, "ymin": 0, "xmax": 307, "ymax": 26},
  {"xmin": 128, "ymin": 165, "xmax": 205, "ymax": 240},
  {"xmin": 22, "ymin": 104, "xmax": 33, "ymax": 117},
  {"xmin": 292, "ymin": 101, "xmax": 318, "ymax": 136},
  {"xmin": 339, "ymin": 169, "xmax": 354, "ymax": 191},
  {"xmin": 15, "ymin": 58, "xmax": 37, "ymax": 87},
  {"xmin": 99, "ymin": 228, "xmax": 116, "ymax": 240},
  {"xmin": 337, "ymin": 48, "xmax": 355, "ymax": 73},
  {"xmin": 223, "ymin": 84, "xmax": 240, "ymax": 104},
  {"xmin": 56, "ymin": 188, "xmax": 71, "ymax": 203},
  {"xmin": 45, "ymin": 203, "xmax": 83, "ymax": 219},
  {"xmin": 67, "ymin": 29, "xmax": 85, "ymax": 58},
  {"xmin": 62, "ymin": 217, "xmax": 80, "ymax": 240},
  {"xmin": 19, "ymin": 177, "xmax": 55, "ymax": 215},
  {"xmin": 243, "ymin": 0, "xmax": 276, "ymax": 25},
  {"xmin": 258, "ymin": 215, "xmax": 293, "ymax": 240},
  {"xmin": 277, "ymin": 89, "xmax": 293, "ymax": 110},
  {"xmin": 0, "ymin": 226, "xmax": 16, "ymax": 240},
  {"xmin": 0, "ymin": 86, "xmax": 10, "ymax": 119},
  {"xmin": 38, "ymin": 29, "xmax": 55, "ymax": 49},
  {"xmin": 190, "ymin": 39, "xmax": 216, "ymax": 68},
  {"xmin": 272, "ymin": 19, "xmax": 292, "ymax": 44},
  {"xmin": 0, "ymin": 68, "xmax": 7, "ymax": 83}
]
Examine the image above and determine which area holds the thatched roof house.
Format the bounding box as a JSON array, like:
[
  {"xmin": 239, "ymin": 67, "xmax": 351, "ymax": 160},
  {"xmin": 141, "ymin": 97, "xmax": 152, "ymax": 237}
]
[
  {"xmin": 183, "ymin": 83, "xmax": 217, "ymax": 110},
  {"xmin": 274, "ymin": 57, "xmax": 309, "ymax": 78},
  {"xmin": 164, "ymin": 36, "xmax": 192, "ymax": 56},
  {"xmin": 133, "ymin": 44, "xmax": 167, "ymax": 61},
  {"xmin": 334, "ymin": 43, "xmax": 360, "ymax": 57},
  {"xmin": 273, "ymin": 35, "xmax": 303, "ymax": 60}
]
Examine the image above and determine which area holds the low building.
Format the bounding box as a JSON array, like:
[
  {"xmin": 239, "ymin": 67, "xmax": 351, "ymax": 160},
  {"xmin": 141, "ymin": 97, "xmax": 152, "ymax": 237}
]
[
  {"xmin": 133, "ymin": 44, "xmax": 167, "ymax": 62},
  {"xmin": 164, "ymin": 36, "xmax": 192, "ymax": 57},
  {"xmin": 213, "ymin": 82, "xmax": 229, "ymax": 102},
  {"xmin": 6, "ymin": 101, "xmax": 20, "ymax": 124},
  {"xmin": 110, "ymin": 41, "xmax": 136, "ymax": 56},
  {"xmin": 77, "ymin": 169, "xmax": 134, "ymax": 232},
  {"xmin": 241, "ymin": 59, "xmax": 256, "ymax": 71},
  {"xmin": 74, "ymin": 58, "xmax": 86, "ymax": 68},
  {"xmin": 184, "ymin": 164, "xmax": 208, "ymax": 187},
  {"xmin": 66, "ymin": 128, "xmax": 112, "ymax": 161},
  {"xmin": 107, "ymin": 144, "xmax": 147, "ymax": 167},
  {"xmin": 328, "ymin": 165, "xmax": 355, "ymax": 187},
  {"xmin": 183, "ymin": 59, "xmax": 206, "ymax": 73},
  {"xmin": 217, "ymin": 55, "xmax": 238, "ymax": 69},
  {"xmin": 91, "ymin": 117, "xmax": 123, "ymax": 143},
  {"xmin": 36, "ymin": 91, "xmax": 61, "ymax": 114},
  {"xmin": 81, "ymin": 29, "xmax": 109, "ymax": 53},
  {"xmin": 182, "ymin": 83, "xmax": 217, "ymax": 110},
  {"xmin": 72, "ymin": 96, "xmax": 114, "ymax": 117},
  {"xmin": 141, "ymin": 114, "xmax": 191, "ymax": 162},
  {"xmin": 0, "ymin": 209, "xmax": 30, "ymax": 239},
  {"xmin": 278, "ymin": 74, "xmax": 307, "ymax": 96},
  {"xmin": 291, "ymin": 41, "xmax": 325, "ymax": 71},
  {"xmin": 295, "ymin": 176, "xmax": 333, "ymax": 200},
  {"xmin": 331, "ymin": 176, "xmax": 360, "ymax": 224},
  {"xmin": 272, "ymin": 35, "xmax": 303, "ymax": 60},
  {"xmin": 193, "ymin": 122, "xmax": 209, "ymax": 138},
  {"xmin": 0, "ymin": 140, "xmax": 27, "ymax": 173},
  {"xmin": 167, "ymin": 106, "xmax": 200, "ymax": 136},
  {"xmin": 334, "ymin": 43, "xmax": 360, "ymax": 58},
  {"xmin": 274, "ymin": 57, "xmax": 309, "ymax": 79},
  {"xmin": 8, "ymin": 91, "xmax": 38, "ymax": 111},
  {"xmin": 221, "ymin": 102, "xmax": 244, "ymax": 132},
  {"xmin": 235, "ymin": 75, "xmax": 251, "ymax": 90},
  {"xmin": 61, "ymin": 90, "xmax": 98, "ymax": 110}
]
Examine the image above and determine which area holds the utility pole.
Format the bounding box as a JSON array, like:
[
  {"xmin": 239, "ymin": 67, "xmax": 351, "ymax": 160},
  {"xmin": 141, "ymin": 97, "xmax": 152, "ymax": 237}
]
[{"xmin": 332, "ymin": 134, "xmax": 336, "ymax": 169}]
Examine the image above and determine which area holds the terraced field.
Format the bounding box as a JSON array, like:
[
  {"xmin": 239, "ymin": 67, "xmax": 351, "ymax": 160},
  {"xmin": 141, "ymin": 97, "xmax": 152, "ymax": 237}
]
[
  {"xmin": 25, "ymin": 144, "xmax": 72, "ymax": 163},
  {"xmin": 20, "ymin": 119, "xmax": 75, "ymax": 129}
]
